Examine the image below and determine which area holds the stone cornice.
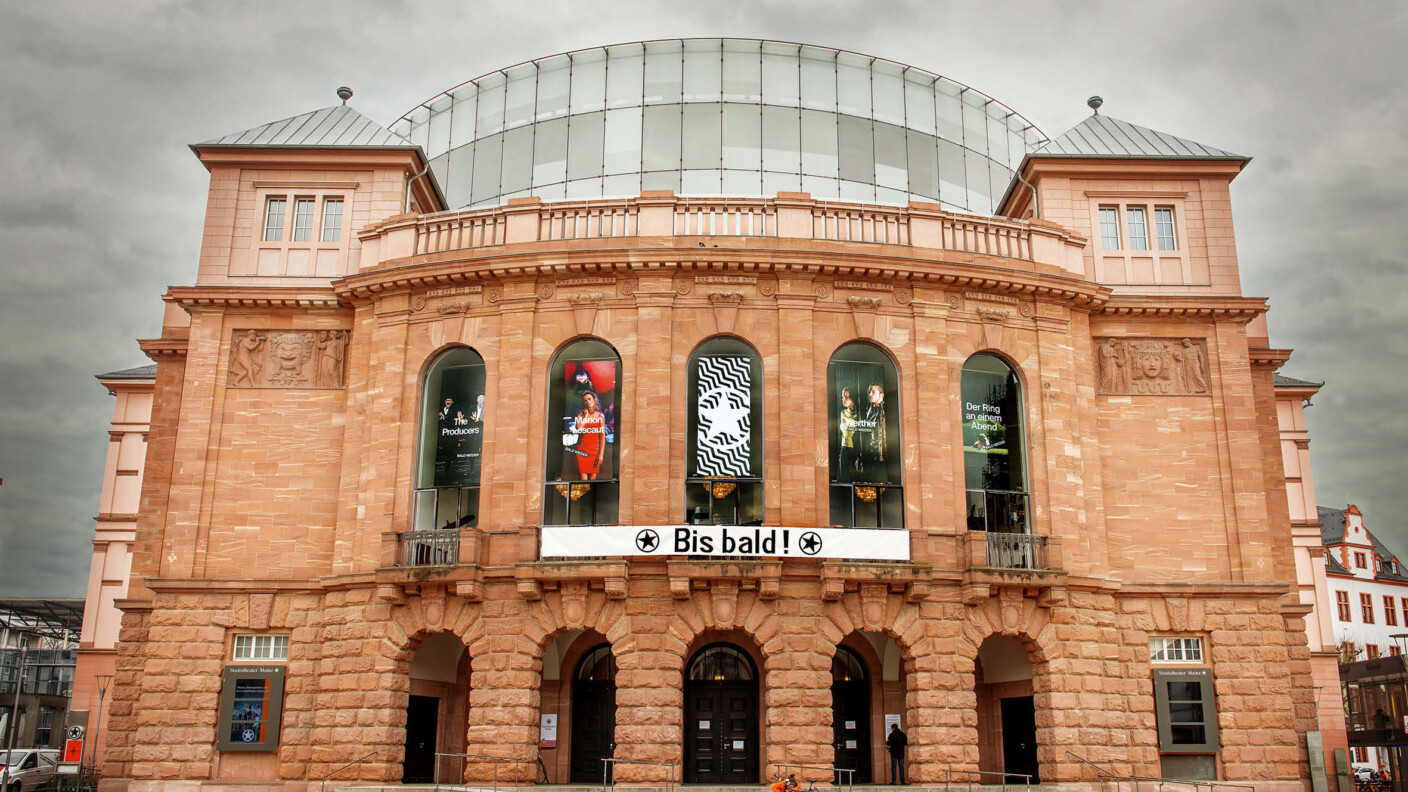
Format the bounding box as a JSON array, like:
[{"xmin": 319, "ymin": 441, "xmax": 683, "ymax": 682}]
[
  {"xmin": 1115, "ymin": 581, "xmax": 1291, "ymax": 598},
  {"xmin": 1098, "ymin": 295, "xmax": 1269, "ymax": 321},
  {"xmin": 144, "ymin": 577, "xmax": 325, "ymax": 594},
  {"xmin": 1249, "ymin": 347, "xmax": 1294, "ymax": 368},
  {"xmin": 334, "ymin": 250, "xmax": 1111, "ymax": 309},
  {"xmin": 164, "ymin": 285, "xmax": 345, "ymax": 310},
  {"xmin": 138, "ymin": 337, "xmax": 188, "ymax": 360}
]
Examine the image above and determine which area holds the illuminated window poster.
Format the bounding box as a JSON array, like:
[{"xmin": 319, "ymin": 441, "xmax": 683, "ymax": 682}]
[
  {"xmin": 827, "ymin": 343, "xmax": 902, "ymax": 529},
  {"xmin": 685, "ymin": 338, "xmax": 763, "ymax": 525},
  {"xmin": 418, "ymin": 348, "xmax": 487, "ymax": 489},
  {"xmin": 961, "ymin": 354, "xmax": 1028, "ymax": 533},
  {"xmin": 544, "ymin": 339, "xmax": 621, "ymax": 526},
  {"xmin": 216, "ymin": 666, "xmax": 285, "ymax": 752},
  {"xmin": 828, "ymin": 345, "xmax": 901, "ymax": 486}
]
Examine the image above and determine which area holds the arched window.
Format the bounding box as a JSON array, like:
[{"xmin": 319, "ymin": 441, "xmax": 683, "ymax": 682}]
[
  {"xmin": 687, "ymin": 645, "xmax": 756, "ymax": 682},
  {"xmin": 410, "ymin": 347, "xmax": 486, "ymax": 562},
  {"xmin": 961, "ymin": 353, "xmax": 1028, "ymax": 533},
  {"xmin": 544, "ymin": 339, "xmax": 621, "ymax": 526},
  {"xmin": 827, "ymin": 343, "xmax": 903, "ymax": 528},
  {"xmin": 576, "ymin": 644, "xmax": 617, "ymax": 682},
  {"xmin": 832, "ymin": 646, "xmax": 867, "ymax": 683},
  {"xmin": 686, "ymin": 337, "xmax": 763, "ymax": 526}
]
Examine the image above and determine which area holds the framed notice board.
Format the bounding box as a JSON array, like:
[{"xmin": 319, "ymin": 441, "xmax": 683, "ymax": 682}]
[{"xmin": 216, "ymin": 665, "xmax": 286, "ymax": 752}]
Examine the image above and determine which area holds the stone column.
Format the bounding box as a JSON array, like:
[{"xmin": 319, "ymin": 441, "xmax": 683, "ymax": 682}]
[
  {"xmin": 465, "ymin": 643, "xmax": 542, "ymax": 783},
  {"xmin": 905, "ymin": 608, "xmax": 974, "ymax": 783},
  {"xmin": 611, "ymin": 611, "xmax": 686, "ymax": 784},
  {"xmin": 763, "ymin": 631, "xmax": 835, "ymax": 785}
]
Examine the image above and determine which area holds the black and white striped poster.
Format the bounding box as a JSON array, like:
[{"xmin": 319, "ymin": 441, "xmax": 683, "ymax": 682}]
[{"xmin": 694, "ymin": 356, "xmax": 753, "ymax": 476}]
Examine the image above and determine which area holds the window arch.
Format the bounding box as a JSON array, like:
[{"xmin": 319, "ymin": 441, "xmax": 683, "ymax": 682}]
[
  {"xmin": 687, "ymin": 644, "xmax": 756, "ymax": 682},
  {"xmin": 961, "ymin": 353, "xmax": 1029, "ymax": 533},
  {"xmin": 410, "ymin": 347, "xmax": 486, "ymax": 561},
  {"xmin": 576, "ymin": 644, "xmax": 617, "ymax": 682},
  {"xmin": 827, "ymin": 342, "xmax": 902, "ymax": 528},
  {"xmin": 832, "ymin": 646, "xmax": 867, "ymax": 682},
  {"xmin": 544, "ymin": 338, "xmax": 621, "ymax": 526},
  {"xmin": 686, "ymin": 337, "xmax": 763, "ymax": 526}
]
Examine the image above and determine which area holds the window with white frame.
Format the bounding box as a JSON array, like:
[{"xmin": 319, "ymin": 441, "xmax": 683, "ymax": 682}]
[
  {"xmin": 1098, "ymin": 206, "xmax": 1121, "ymax": 249},
  {"xmin": 243, "ymin": 185, "xmax": 355, "ymax": 277},
  {"xmin": 1151, "ymin": 636, "xmax": 1203, "ymax": 663},
  {"xmin": 232, "ymin": 634, "xmax": 289, "ymax": 661}
]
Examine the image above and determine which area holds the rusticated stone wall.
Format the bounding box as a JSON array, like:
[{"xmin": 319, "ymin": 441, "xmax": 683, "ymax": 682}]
[{"xmin": 105, "ymin": 581, "xmax": 1311, "ymax": 791}]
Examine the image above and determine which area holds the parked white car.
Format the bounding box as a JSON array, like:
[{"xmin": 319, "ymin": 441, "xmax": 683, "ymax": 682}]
[
  {"xmin": 0, "ymin": 749, "xmax": 59, "ymax": 792},
  {"xmin": 1353, "ymin": 764, "xmax": 1376, "ymax": 782}
]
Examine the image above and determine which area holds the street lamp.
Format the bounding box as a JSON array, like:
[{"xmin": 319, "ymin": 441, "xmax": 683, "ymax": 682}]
[
  {"xmin": 90, "ymin": 674, "xmax": 112, "ymax": 780},
  {"xmin": 1, "ymin": 641, "xmax": 30, "ymax": 792}
]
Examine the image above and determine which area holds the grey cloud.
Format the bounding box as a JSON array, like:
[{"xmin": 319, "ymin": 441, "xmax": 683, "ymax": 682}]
[{"xmin": 2, "ymin": 0, "xmax": 1405, "ymax": 595}]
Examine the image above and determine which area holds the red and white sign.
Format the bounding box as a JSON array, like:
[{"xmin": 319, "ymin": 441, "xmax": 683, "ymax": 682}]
[{"xmin": 63, "ymin": 739, "xmax": 83, "ymax": 763}]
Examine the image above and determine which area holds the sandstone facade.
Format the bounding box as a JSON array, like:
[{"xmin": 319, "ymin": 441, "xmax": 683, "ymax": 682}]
[{"xmin": 97, "ymin": 75, "xmax": 1322, "ymax": 792}]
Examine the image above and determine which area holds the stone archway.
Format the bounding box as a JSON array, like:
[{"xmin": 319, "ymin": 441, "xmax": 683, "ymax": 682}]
[{"xmin": 403, "ymin": 631, "xmax": 471, "ymax": 783}]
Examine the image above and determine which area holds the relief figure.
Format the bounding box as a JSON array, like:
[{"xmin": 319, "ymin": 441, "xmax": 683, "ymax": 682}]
[
  {"xmin": 1182, "ymin": 338, "xmax": 1209, "ymax": 393},
  {"xmin": 1129, "ymin": 340, "xmax": 1174, "ymax": 394},
  {"xmin": 268, "ymin": 333, "xmax": 315, "ymax": 386},
  {"xmin": 316, "ymin": 330, "xmax": 347, "ymax": 388},
  {"xmin": 229, "ymin": 330, "xmax": 266, "ymax": 387}
]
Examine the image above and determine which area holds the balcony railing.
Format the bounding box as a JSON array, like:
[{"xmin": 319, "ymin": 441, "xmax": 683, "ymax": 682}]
[
  {"xmin": 397, "ymin": 193, "xmax": 1047, "ymax": 262},
  {"xmin": 984, "ymin": 532, "xmax": 1048, "ymax": 570},
  {"xmin": 397, "ymin": 530, "xmax": 460, "ymax": 567}
]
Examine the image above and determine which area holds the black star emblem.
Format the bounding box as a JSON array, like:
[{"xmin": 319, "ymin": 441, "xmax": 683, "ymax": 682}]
[
  {"xmin": 635, "ymin": 529, "xmax": 660, "ymax": 553},
  {"xmin": 799, "ymin": 532, "xmax": 822, "ymax": 555}
]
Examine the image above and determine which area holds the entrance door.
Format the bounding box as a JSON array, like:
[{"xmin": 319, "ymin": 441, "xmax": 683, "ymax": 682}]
[
  {"xmin": 684, "ymin": 645, "xmax": 759, "ymax": 784},
  {"xmin": 403, "ymin": 694, "xmax": 439, "ymax": 783},
  {"xmin": 571, "ymin": 645, "xmax": 618, "ymax": 783},
  {"xmin": 1000, "ymin": 696, "xmax": 1039, "ymax": 784},
  {"xmin": 831, "ymin": 647, "xmax": 872, "ymax": 783}
]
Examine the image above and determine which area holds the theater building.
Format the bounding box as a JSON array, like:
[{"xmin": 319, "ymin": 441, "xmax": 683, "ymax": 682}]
[{"xmin": 100, "ymin": 40, "xmax": 1322, "ymax": 790}]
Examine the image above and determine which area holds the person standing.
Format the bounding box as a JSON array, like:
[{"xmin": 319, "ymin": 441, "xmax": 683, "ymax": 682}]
[{"xmin": 887, "ymin": 722, "xmax": 908, "ymax": 785}]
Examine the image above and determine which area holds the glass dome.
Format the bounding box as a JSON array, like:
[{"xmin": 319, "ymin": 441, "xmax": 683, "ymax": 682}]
[{"xmin": 393, "ymin": 39, "xmax": 1045, "ymax": 215}]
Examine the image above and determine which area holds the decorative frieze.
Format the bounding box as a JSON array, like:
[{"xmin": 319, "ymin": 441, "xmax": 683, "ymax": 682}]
[
  {"xmin": 227, "ymin": 329, "xmax": 347, "ymax": 389},
  {"xmin": 1096, "ymin": 337, "xmax": 1210, "ymax": 395}
]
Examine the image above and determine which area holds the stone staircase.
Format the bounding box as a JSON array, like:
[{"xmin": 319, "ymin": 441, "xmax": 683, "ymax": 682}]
[{"xmin": 338, "ymin": 785, "xmax": 1088, "ymax": 792}]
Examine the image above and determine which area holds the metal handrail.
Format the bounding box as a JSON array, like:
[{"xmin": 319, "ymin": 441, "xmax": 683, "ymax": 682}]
[
  {"xmin": 601, "ymin": 758, "xmax": 676, "ymax": 792},
  {"xmin": 319, "ymin": 751, "xmax": 376, "ymax": 792},
  {"xmin": 944, "ymin": 766, "xmax": 1033, "ymax": 792},
  {"xmin": 435, "ymin": 752, "xmax": 532, "ymax": 792},
  {"xmin": 771, "ymin": 762, "xmax": 856, "ymax": 792},
  {"xmin": 1064, "ymin": 750, "xmax": 1257, "ymax": 792}
]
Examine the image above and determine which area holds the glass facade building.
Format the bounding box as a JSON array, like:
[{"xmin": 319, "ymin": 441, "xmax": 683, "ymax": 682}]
[{"xmin": 392, "ymin": 39, "xmax": 1045, "ymax": 214}]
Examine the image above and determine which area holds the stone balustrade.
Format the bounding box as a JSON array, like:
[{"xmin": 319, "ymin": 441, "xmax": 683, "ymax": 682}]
[{"xmin": 357, "ymin": 191, "xmax": 1086, "ymax": 276}]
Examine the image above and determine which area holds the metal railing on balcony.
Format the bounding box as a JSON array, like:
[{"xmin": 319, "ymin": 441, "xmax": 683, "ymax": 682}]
[
  {"xmin": 397, "ymin": 530, "xmax": 460, "ymax": 567},
  {"xmin": 985, "ymin": 532, "xmax": 1048, "ymax": 570}
]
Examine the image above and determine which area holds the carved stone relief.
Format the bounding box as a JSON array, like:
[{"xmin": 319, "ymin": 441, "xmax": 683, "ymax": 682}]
[
  {"xmin": 1096, "ymin": 337, "xmax": 1210, "ymax": 395},
  {"xmin": 228, "ymin": 329, "xmax": 347, "ymax": 388}
]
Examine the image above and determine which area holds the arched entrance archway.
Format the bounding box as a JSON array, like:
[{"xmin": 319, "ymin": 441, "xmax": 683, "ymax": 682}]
[
  {"xmin": 570, "ymin": 644, "xmax": 617, "ymax": 783},
  {"xmin": 832, "ymin": 646, "xmax": 872, "ymax": 783},
  {"xmin": 403, "ymin": 632, "xmax": 470, "ymax": 784},
  {"xmin": 684, "ymin": 644, "xmax": 758, "ymax": 784},
  {"xmin": 975, "ymin": 635, "xmax": 1039, "ymax": 784}
]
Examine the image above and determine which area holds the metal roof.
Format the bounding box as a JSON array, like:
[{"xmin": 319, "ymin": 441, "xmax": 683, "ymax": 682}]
[
  {"xmin": 197, "ymin": 104, "xmax": 418, "ymax": 150},
  {"xmin": 1274, "ymin": 373, "xmax": 1324, "ymax": 389},
  {"xmin": 96, "ymin": 364, "xmax": 157, "ymax": 381},
  {"xmin": 1030, "ymin": 113, "xmax": 1246, "ymax": 160},
  {"xmin": 0, "ymin": 599, "xmax": 84, "ymax": 642}
]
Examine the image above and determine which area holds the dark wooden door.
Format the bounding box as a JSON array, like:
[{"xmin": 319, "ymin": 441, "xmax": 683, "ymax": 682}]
[
  {"xmin": 1000, "ymin": 696, "xmax": 1039, "ymax": 784},
  {"xmin": 685, "ymin": 681, "xmax": 757, "ymax": 783},
  {"xmin": 832, "ymin": 679, "xmax": 872, "ymax": 783},
  {"xmin": 571, "ymin": 679, "xmax": 617, "ymax": 783},
  {"xmin": 403, "ymin": 694, "xmax": 439, "ymax": 783}
]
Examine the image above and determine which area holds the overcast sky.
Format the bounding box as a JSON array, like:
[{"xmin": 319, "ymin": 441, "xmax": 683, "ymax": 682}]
[{"xmin": 1, "ymin": 2, "xmax": 1404, "ymax": 596}]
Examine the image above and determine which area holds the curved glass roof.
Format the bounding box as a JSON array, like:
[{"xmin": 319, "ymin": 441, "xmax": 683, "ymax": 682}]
[{"xmin": 393, "ymin": 39, "xmax": 1046, "ymax": 215}]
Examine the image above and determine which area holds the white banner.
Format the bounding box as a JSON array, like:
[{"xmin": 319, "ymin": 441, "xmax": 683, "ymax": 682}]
[{"xmin": 541, "ymin": 524, "xmax": 909, "ymax": 561}]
